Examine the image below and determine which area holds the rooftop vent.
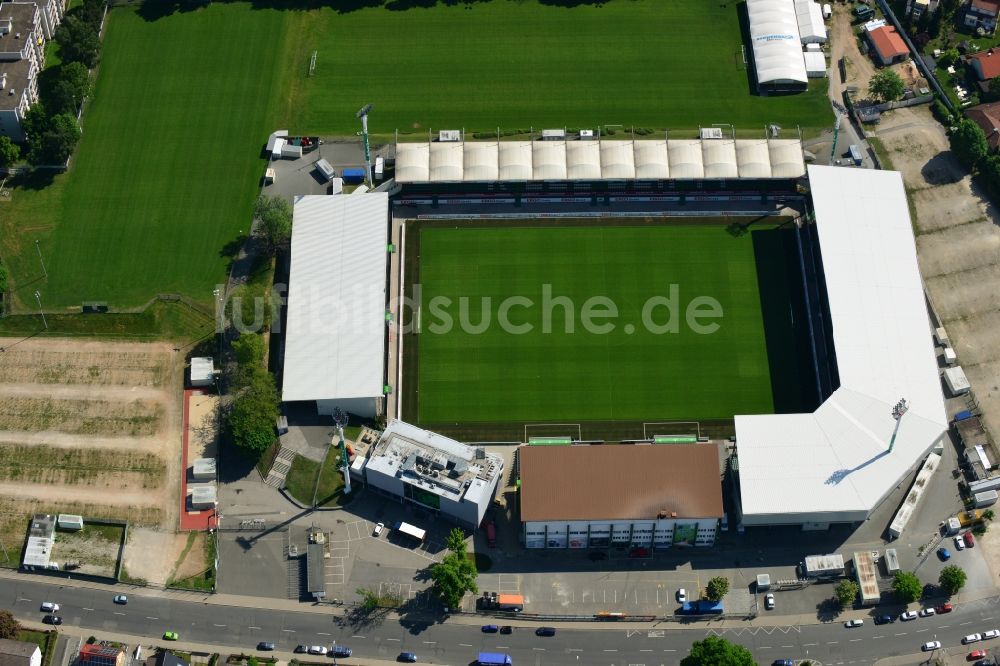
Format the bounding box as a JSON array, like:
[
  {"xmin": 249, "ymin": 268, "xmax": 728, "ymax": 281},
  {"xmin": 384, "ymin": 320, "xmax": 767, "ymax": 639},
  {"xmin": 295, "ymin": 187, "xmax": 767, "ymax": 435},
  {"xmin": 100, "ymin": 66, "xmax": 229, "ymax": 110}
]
[{"xmin": 475, "ymin": 447, "xmax": 486, "ymax": 460}]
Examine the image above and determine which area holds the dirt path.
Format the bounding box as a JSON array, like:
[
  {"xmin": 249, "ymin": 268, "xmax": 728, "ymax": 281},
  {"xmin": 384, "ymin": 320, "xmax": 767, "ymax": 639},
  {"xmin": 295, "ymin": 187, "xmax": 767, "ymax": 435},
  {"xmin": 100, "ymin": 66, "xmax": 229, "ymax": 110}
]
[
  {"xmin": 0, "ymin": 480, "xmax": 166, "ymax": 508},
  {"xmin": 0, "ymin": 430, "xmax": 167, "ymax": 452},
  {"xmin": 828, "ymin": 4, "xmax": 877, "ymax": 100},
  {"xmin": 0, "ymin": 383, "xmax": 171, "ymax": 402}
]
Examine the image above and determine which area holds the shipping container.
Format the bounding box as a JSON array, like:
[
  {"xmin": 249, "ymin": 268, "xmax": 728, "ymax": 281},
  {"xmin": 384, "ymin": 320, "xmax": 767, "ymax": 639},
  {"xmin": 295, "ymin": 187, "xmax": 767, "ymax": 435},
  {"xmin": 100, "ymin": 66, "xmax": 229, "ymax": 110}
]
[
  {"xmin": 342, "ymin": 168, "xmax": 366, "ymax": 184},
  {"xmin": 974, "ymin": 490, "xmax": 999, "ymax": 508}
]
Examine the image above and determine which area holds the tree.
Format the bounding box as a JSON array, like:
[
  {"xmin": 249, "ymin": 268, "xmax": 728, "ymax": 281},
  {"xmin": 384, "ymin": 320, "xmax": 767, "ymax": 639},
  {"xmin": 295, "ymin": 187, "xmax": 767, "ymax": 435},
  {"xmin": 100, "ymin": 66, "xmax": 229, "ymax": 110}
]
[
  {"xmin": 937, "ymin": 48, "xmax": 960, "ymax": 68},
  {"xmin": 984, "ymin": 509, "xmax": 996, "ymax": 522},
  {"xmin": 868, "ymin": 70, "xmax": 906, "ymax": 103},
  {"xmin": 55, "ymin": 14, "xmax": 101, "ymax": 68},
  {"xmin": 253, "ymin": 195, "xmax": 293, "ymax": 255},
  {"xmin": 680, "ymin": 635, "xmax": 756, "ymax": 666},
  {"xmin": 445, "ymin": 527, "xmax": 467, "ymax": 555},
  {"xmin": 0, "ymin": 136, "xmax": 19, "ymax": 168},
  {"xmin": 20, "ymin": 103, "xmax": 48, "ymax": 151},
  {"xmin": 29, "ymin": 113, "xmax": 81, "ymax": 165},
  {"xmin": 893, "ymin": 571, "xmax": 923, "ymax": 603},
  {"xmin": 429, "ymin": 551, "xmax": 478, "ymax": 609},
  {"xmin": 48, "ymin": 61, "xmax": 92, "ymax": 114},
  {"xmin": 950, "ymin": 118, "xmax": 989, "ymax": 169},
  {"xmin": 226, "ymin": 367, "xmax": 279, "ymax": 454},
  {"xmin": 939, "ymin": 565, "xmax": 967, "ymax": 595},
  {"xmin": 834, "ymin": 580, "xmax": 859, "ymax": 609},
  {"xmin": 232, "ymin": 333, "xmax": 266, "ymax": 367},
  {"xmin": 0, "ymin": 609, "xmax": 20, "ymax": 640},
  {"xmin": 705, "ymin": 576, "xmax": 730, "ymax": 601}
]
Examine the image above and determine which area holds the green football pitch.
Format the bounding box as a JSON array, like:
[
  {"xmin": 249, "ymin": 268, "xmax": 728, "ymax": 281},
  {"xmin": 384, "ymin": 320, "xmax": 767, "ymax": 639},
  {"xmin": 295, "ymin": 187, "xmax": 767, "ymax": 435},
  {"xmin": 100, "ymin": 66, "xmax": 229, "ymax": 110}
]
[
  {"xmin": 289, "ymin": 0, "xmax": 832, "ymax": 135},
  {"xmin": 408, "ymin": 221, "xmax": 785, "ymax": 428}
]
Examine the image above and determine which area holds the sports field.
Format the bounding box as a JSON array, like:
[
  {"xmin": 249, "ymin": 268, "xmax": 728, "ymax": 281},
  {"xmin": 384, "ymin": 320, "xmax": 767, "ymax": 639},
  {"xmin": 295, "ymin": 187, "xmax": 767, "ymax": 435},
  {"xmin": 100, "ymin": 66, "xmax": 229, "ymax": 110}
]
[
  {"xmin": 289, "ymin": 0, "xmax": 832, "ymax": 135},
  {"xmin": 408, "ymin": 221, "xmax": 785, "ymax": 429},
  {"xmin": 0, "ymin": 5, "xmax": 296, "ymax": 310}
]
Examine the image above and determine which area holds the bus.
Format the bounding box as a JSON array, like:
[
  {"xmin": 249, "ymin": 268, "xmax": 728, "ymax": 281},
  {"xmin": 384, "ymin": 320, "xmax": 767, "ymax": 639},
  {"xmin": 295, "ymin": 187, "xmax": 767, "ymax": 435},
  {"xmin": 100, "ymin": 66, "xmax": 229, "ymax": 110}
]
[
  {"xmin": 394, "ymin": 522, "xmax": 426, "ymax": 543},
  {"xmin": 477, "ymin": 653, "xmax": 513, "ymax": 666}
]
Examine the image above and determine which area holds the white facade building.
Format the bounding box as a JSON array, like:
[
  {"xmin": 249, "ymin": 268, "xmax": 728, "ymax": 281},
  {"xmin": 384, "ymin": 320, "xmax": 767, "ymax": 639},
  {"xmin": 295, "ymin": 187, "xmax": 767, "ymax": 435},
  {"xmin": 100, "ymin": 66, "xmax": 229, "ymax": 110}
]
[
  {"xmin": 362, "ymin": 420, "xmax": 504, "ymax": 528},
  {"xmin": 735, "ymin": 166, "xmax": 948, "ymax": 528},
  {"xmin": 520, "ymin": 443, "xmax": 723, "ymax": 549},
  {"xmin": 0, "ymin": 1, "xmax": 56, "ymax": 143},
  {"xmin": 282, "ymin": 194, "xmax": 389, "ymax": 418}
]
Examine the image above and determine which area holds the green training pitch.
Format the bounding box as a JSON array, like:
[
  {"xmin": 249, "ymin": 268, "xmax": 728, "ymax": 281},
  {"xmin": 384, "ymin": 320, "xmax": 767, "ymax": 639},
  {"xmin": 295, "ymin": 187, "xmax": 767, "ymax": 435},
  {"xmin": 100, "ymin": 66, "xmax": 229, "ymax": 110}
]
[
  {"xmin": 5, "ymin": 5, "xmax": 294, "ymax": 309},
  {"xmin": 409, "ymin": 221, "xmax": 779, "ymax": 427},
  {"xmin": 289, "ymin": 0, "xmax": 832, "ymax": 135}
]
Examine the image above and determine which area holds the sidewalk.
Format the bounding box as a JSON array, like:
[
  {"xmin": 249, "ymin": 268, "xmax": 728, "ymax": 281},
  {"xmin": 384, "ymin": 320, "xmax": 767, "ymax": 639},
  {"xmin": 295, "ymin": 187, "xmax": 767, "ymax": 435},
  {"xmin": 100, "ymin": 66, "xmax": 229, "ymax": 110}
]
[{"xmin": 4, "ymin": 566, "xmax": 999, "ymax": 633}]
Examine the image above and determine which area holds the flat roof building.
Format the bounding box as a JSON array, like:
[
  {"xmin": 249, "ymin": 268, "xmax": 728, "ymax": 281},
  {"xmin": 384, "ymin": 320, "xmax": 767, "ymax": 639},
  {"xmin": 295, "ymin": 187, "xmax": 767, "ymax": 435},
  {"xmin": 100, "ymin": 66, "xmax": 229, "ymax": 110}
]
[
  {"xmin": 736, "ymin": 166, "xmax": 948, "ymax": 528},
  {"xmin": 21, "ymin": 513, "xmax": 54, "ymax": 570},
  {"xmin": 363, "ymin": 420, "xmax": 504, "ymax": 528},
  {"xmin": 746, "ymin": 0, "xmax": 809, "ymax": 91},
  {"xmin": 282, "ymin": 194, "xmax": 389, "ymax": 418},
  {"xmin": 0, "ymin": 639, "xmax": 41, "ymax": 666},
  {"xmin": 520, "ymin": 443, "xmax": 723, "ymax": 549}
]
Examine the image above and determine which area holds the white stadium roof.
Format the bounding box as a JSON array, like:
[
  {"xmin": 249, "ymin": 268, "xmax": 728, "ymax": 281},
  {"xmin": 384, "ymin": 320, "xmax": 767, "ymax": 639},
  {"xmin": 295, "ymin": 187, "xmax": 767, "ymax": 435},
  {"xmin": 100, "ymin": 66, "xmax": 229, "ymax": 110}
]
[
  {"xmin": 746, "ymin": 0, "xmax": 809, "ymax": 86},
  {"xmin": 795, "ymin": 0, "xmax": 829, "ymax": 43},
  {"xmin": 282, "ymin": 194, "xmax": 389, "ymax": 404},
  {"xmin": 395, "ymin": 138, "xmax": 804, "ymax": 183},
  {"xmin": 736, "ymin": 166, "xmax": 948, "ymax": 526}
]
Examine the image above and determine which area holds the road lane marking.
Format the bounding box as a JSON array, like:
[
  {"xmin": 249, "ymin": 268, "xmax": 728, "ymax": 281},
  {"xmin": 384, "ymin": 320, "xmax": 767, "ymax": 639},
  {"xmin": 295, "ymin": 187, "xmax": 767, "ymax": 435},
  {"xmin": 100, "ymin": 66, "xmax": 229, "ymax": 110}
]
[
  {"xmin": 114, "ymin": 612, "xmax": 126, "ymax": 616},
  {"xmin": 872, "ymin": 636, "xmax": 883, "ymax": 639},
  {"xmin": 282, "ymin": 630, "xmax": 295, "ymax": 633},
  {"xmin": 961, "ymin": 621, "xmax": 973, "ymax": 625},
  {"xmin": 19, "ymin": 599, "xmax": 31, "ymax": 602},
  {"xmin": 804, "ymin": 643, "xmax": 818, "ymax": 646},
  {"xmin": 985, "ymin": 616, "xmax": 995, "ymax": 620},
  {"xmin": 894, "ymin": 633, "xmax": 907, "ymax": 636},
  {"xmin": 532, "ymin": 648, "xmax": 545, "ymax": 651},
  {"xmin": 915, "ymin": 628, "xmax": 928, "ymax": 633},
  {"xmin": 82, "ymin": 608, "xmax": 94, "ymax": 611},
  {"xmin": 567, "ymin": 649, "xmax": 582, "ymax": 652},
  {"xmin": 351, "ymin": 636, "xmax": 365, "ymax": 639},
  {"xmin": 939, "ymin": 625, "xmax": 949, "ymax": 628},
  {"xmin": 317, "ymin": 633, "xmax": 330, "ymax": 636},
  {"xmin": 760, "ymin": 646, "xmax": 772, "ymax": 649},
  {"xmin": 496, "ymin": 646, "xmax": 508, "ymax": 649},
  {"xmin": 147, "ymin": 617, "xmax": 160, "ymax": 621},
  {"xmin": 603, "ymin": 649, "xmax": 617, "ymax": 652},
  {"xmin": 827, "ymin": 641, "xmax": 839, "ymax": 644},
  {"xmin": 850, "ymin": 638, "xmax": 862, "ymax": 642},
  {"xmin": 664, "ymin": 649, "xmax": 676, "ymax": 652},
  {"xmin": 386, "ymin": 638, "xmax": 400, "ymax": 642},
  {"xmin": 640, "ymin": 649, "xmax": 653, "ymax": 652},
  {"xmin": 422, "ymin": 641, "xmax": 436, "ymax": 645},
  {"xmin": 782, "ymin": 645, "xmax": 794, "ymax": 648},
  {"xmin": 458, "ymin": 644, "xmax": 472, "ymax": 648}
]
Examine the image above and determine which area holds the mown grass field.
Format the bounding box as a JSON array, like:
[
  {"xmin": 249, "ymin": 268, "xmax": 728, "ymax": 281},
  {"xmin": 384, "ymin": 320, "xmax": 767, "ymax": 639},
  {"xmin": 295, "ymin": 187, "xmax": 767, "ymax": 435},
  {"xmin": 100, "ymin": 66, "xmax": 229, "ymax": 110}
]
[
  {"xmin": 408, "ymin": 221, "xmax": 779, "ymax": 427},
  {"xmin": 0, "ymin": 4, "xmax": 296, "ymax": 310},
  {"xmin": 289, "ymin": 0, "xmax": 832, "ymax": 135}
]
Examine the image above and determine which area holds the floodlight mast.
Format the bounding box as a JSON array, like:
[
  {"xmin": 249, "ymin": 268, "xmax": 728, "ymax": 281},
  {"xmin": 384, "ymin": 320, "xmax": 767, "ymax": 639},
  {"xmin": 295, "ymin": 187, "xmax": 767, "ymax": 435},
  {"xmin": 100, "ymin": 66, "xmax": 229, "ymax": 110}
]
[
  {"xmin": 357, "ymin": 104, "xmax": 374, "ymax": 188},
  {"xmin": 333, "ymin": 407, "xmax": 351, "ymax": 494},
  {"xmin": 888, "ymin": 398, "xmax": 909, "ymax": 452}
]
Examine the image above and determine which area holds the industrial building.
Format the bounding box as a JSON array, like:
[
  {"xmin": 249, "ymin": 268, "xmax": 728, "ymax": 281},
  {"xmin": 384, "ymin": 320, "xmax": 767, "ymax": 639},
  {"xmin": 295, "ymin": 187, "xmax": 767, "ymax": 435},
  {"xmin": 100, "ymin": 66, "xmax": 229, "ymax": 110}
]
[
  {"xmin": 745, "ymin": 0, "xmax": 809, "ymax": 91},
  {"xmin": 189, "ymin": 357, "xmax": 215, "ymax": 387},
  {"xmin": 520, "ymin": 443, "xmax": 723, "ymax": 549},
  {"xmin": 362, "ymin": 420, "xmax": 504, "ymax": 528},
  {"xmin": 735, "ymin": 166, "xmax": 948, "ymax": 529},
  {"xmin": 395, "ymin": 136, "xmax": 806, "ymax": 183},
  {"xmin": 21, "ymin": 513, "xmax": 55, "ymax": 571},
  {"xmin": 281, "ymin": 193, "xmax": 389, "ymax": 418}
]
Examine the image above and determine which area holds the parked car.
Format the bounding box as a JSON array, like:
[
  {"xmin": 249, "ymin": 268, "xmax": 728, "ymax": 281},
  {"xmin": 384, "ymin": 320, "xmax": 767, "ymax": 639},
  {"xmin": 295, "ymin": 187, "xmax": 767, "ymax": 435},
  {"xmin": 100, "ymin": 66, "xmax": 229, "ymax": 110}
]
[
  {"xmin": 772, "ymin": 660, "xmax": 794, "ymax": 666},
  {"xmin": 113, "ymin": 595, "xmax": 128, "ymax": 605},
  {"xmin": 42, "ymin": 615, "xmax": 62, "ymax": 625},
  {"xmin": 845, "ymin": 619, "xmax": 864, "ymax": 628},
  {"xmin": 919, "ymin": 608, "xmax": 937, "ymax": 617},
  {"xmin": 397, "ymin": 653, "xmax": 418, "ymax": 664},
  {"xmin": 163, "ymin": 632, "xmax": 179, "ymax": 641},
  {"xmin": 922, "ymin": 641, "xmax": 942, "ymax": 651},
  {"xmin": 984, "ymin": 629, "xmax": 1000, "ymax": 640},
  {"xmin": 955, "ymin": 535, "xmax": 967, "ymax": 550},
  {"xmin": 482, "ymin": 625, "xmax": 499, "ymax": 633},
  {"xmin": 293, "ymin": 646, "xmax": 307, "ymax": 654},
  {"xmin": 938, "ymin": 547, "xmax": 952, "ymax": 561},
  {"xmin": 256, "ymin": 643, "xmax": 275, "ymax": 652},
  {"xmin": 965, "ymin": 531, "xmax": 976, "ymax": 548},
  {"xmin": 373, "ymin": 522, "xmax": 384, "ymax": 537},
  {"xmin": 330, "ymin": 646, "xmax": 352, "ymax": 658},
  {"xmin": 874, "ymin": 615, "xmax": 894, "ymax": 625},
  {"xmin": 765, "ymin": 593, "xmax": 775, "ymax": 610},
  {"xmin": 677, "ymin": 588, "xmax": 687, "ymax": 603},
  {"xmin": 40, "ymin": 602, "xmax": 59, "ymax": 613},
  {"xmin": 499, "ymin": 626, "xmax": 512, "ymax": 634},
  {"xmin": 964, "ymin": 633, "xmax": 983, "ymax": 644},
  {"xmin": 936, "ymin": 604, "xmax": 954, "ymax": 614},
  {"xmin": 900, "ymin": 611, "xmax": 919, "ymax": 621},
  {"xmin": 535, "ymin": 627, "xmax": 556, "ymax": 637},
  {"xmin": 307, "ymin": 646, "xmax": 326, "ymax": 656},
  {"xmin": 969, "ymin": 650, "xmax": 987, "ymax": 661}
]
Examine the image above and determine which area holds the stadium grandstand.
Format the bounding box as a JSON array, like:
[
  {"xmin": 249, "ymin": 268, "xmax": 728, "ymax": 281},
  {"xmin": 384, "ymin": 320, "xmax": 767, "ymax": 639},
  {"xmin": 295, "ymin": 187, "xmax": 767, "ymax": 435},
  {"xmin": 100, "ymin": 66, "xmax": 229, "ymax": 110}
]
[{"xmin": 733, "ymin": 166, "xmax": 948, "ymax": 529}]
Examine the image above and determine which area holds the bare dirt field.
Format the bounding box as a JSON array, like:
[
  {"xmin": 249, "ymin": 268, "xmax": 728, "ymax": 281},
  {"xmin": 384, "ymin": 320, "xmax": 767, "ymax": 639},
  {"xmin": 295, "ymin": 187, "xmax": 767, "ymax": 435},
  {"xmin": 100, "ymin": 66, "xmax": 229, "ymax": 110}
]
[
  {"xmin": 121, "ymin": 528, "xmax": 191, "ymax": 586},
  {"xmin": 0, "ymin": 338, "xmax": 184, "ymax": 572},
  {"xmin": 870, "ymin": 106, "xmax": 1000, "ymax": 446}
]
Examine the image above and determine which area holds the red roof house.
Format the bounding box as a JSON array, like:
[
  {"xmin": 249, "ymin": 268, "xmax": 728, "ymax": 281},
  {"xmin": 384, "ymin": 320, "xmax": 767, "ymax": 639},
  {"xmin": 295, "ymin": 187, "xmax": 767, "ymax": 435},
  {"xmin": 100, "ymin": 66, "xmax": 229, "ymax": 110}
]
[
  {"xmin": 868, "ymin": 26, "xmax": 909, "ymax": 66},
  {"xmin": 966, "ymin": 101, "xmax": 1000, "ymax": 150}
]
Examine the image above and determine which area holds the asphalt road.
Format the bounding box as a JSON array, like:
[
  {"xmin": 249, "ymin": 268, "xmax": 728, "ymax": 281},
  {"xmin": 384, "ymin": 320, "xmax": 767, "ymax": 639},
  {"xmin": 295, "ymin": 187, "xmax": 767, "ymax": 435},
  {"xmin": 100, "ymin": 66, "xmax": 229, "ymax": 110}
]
[{"xmin": 5, "ymin": 577, "xmax": 1000, "ymax": 665}]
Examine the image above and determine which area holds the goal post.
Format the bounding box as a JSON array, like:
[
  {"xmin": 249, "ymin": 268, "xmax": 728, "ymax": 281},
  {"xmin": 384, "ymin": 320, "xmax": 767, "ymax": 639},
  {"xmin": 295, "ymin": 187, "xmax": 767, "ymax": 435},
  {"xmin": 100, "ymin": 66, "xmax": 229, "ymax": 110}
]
[{"xmin": 523, "ymin": 423, "xmax": 582, "ymax": 444}]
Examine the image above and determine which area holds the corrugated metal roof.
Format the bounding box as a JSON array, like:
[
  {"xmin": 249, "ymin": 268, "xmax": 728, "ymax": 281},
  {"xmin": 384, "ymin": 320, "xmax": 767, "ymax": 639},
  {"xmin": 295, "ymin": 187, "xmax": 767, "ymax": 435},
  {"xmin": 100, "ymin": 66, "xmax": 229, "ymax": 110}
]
[
  {"xmin": 520, "ymin": 444, "xmax": 723, "ymax": 522},
  {"xmin": 737, "ymin": 166, "xmax": 948, "ymax": 524},
  {"xmin": 282, "ymin": 194, "xmax": 388, "ymax": 403}
]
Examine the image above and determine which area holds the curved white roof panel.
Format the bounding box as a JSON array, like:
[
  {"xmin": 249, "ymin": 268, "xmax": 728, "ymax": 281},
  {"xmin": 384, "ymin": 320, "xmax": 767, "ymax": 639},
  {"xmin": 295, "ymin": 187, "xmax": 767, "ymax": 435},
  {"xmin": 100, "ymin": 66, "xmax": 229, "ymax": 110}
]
[
  {"xmin": 283, "ymin": 194, "xmax": 389, "ymax": 404},
  {"xmin": 633, "ymin": 140, "xmax": 670, "ymax": 179},
  {"xmin": 464, "ymin": 141, "xmax": 499, "ymax": 182},
  {"xmin": 395, "ymin": 142, "xmax": 429, "ymax": 183},
  {"xmin": 736, "ymin": 166, "xmax": 948, "ymax": 526},
  {"xmin": 429, "ymin": 142, "xmax": 464, "ymax": 182},
  {"xmin": 736, "ymin": 139, "xmax": 773, "ymax": 178},
  {"xmin": 533, "ymin": 141, "xmax": 567, "ymax": 180},
  {"xmin": 701, "ymin": 139, "xmax": 739, "ymax": 179},
  {"xmin": 393, "ymin": 139, "xmax": 803, "ymax": 182},
  {"xmin": 769, "ymin": 139, "xmax": 807, "ymax": 178},
  {"xmin": 668, "ymin": 139, "xmax": 705, "ymax": 179},
  {"xmin": 747, "ymin": 0, "xmax": 808, "ymax": 85},
  {"xmin": 566, "ymin": 141, "xmax": 602, "ymax": 180},
  {"xmin": 600, "ymin": 141, "xmax": 636, "ymax": 179},
  {"xmin": 498, "ymin": 141, "xmax": 533, "ymax": 181},
  {"xmin": 796, "ymin": 0, "xmax": 828, "ymax": 43}
]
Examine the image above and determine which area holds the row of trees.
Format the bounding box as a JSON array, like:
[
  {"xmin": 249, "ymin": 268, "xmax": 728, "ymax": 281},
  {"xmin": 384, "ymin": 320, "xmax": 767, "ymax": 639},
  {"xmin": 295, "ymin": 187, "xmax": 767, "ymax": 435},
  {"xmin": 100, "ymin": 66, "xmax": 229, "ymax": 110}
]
[{"xmin": 832, "ymin": 566, "xmax": 968, "ymax": 610}]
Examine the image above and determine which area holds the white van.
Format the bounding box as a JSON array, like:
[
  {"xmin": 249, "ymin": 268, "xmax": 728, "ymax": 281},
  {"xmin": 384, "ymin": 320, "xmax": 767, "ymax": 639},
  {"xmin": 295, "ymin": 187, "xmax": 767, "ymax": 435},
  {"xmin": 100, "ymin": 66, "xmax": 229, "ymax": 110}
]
[{"xmin": 40, "ymin": 602, "xmax": 59, "ymax": 613}]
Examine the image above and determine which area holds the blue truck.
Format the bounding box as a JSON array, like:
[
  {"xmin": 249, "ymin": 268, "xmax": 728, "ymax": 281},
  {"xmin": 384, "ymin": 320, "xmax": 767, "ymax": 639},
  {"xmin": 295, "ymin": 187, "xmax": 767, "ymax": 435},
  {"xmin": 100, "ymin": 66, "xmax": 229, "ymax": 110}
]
[
  {"xmin": 681, "ymin": 600, "xmax": 724, "ymax": 615},
  {"xmin": 477, "ymin": 653, "xmax": 512, "ymax": 666}
]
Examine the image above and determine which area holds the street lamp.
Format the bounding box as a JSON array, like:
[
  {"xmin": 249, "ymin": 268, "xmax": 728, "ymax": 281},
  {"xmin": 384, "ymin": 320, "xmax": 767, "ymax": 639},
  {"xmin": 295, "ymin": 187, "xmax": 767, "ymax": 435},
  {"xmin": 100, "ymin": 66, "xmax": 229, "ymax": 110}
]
[
  {"xmin": 357, "ymin": 104, "xmax": 374, "ymax": 188},
  {"xmin": 33, "ymin": 291, "xmax": 47, "ymax": 330}
]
